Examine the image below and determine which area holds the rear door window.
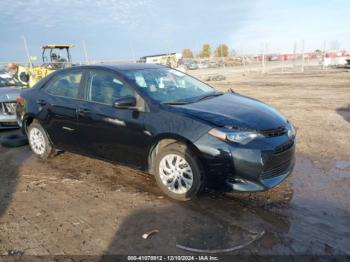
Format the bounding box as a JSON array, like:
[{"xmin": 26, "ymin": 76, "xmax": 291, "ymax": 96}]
[
  {"xmin": 44, "ymin": 70, "xmax": 83, "ymax": 99},
  {"xmin": 84, "ymin": 70, "xmax": 134, "ymax": 105}
]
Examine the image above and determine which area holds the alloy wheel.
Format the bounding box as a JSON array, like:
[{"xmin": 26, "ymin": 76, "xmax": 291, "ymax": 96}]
[
  {"xmin": 159, "ymin": 154, "xmax": 193, "ymax": 194},
  {"xmin": 29, "ymin": 127, "xmax": 46, "ymax": 155}
]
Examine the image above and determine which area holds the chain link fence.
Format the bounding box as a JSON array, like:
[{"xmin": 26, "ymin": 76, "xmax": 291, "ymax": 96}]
[
  {"xmin": 181, "ymin": 51, "xmax": 350, "ymax": 78},
  {"xmin": 1, "ymin": 49, "xmax": 349, "ymax": 77}
]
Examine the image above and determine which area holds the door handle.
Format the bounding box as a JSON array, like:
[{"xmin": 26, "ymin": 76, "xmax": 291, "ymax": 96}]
[
  {"xmin": 77, "ymin": 108, "xmax": 90, "ymax": 116},
  {"xmin": 36, "ymin": 99, "xmax": 47, "ymax": 106}
]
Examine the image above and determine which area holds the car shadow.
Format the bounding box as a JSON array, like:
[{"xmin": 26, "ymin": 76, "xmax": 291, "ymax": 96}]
[
  {"xmin": 104, "ymin": 198, "xmax": 284, "ymax": 255},
  {"xmin": 0, "ymin": 129, "xmax": 31, "ymax": 255},
  {"xmin": 103, "ymin": 155, "xmax": 350, "ymax": 256},
  {"xmin": 0, "ymin": 129, "xmax": 30, "ymax": 216},
  {"xmin": 103, "ymin": 169, "xmax": 294, "ymax": 256},
  {"xmin": 103, "ymin": 142, "xmax": 294, "ymax": 256},
  {"xmin": 336, "ymin": 104, "xmax": 350, "ymax": 123}
]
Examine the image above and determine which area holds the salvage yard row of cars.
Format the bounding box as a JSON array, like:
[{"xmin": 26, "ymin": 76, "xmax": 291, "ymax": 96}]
[{"xmin": 13, "ymin": 63, "xmax": 296, "ymax": 200}]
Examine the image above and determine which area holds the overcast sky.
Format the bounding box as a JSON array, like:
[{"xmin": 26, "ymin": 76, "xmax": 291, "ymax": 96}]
[{"xmin": 0, "ymin": 0, "xmax": 349, "ymax": 62}]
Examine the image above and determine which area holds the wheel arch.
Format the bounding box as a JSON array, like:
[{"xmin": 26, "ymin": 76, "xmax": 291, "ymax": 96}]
[
  {"xmin": 147, "ymin": 133, "xmax": 203, "ymax": 175},
  {"xmin": 22, "ymin": 114, "xmax": 36, "ymax": 134}
]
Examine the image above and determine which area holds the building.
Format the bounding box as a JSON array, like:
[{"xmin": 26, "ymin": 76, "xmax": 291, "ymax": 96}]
[{"xmin": 139, "ymin": 53, "xmax": 182, "ymax": 66}]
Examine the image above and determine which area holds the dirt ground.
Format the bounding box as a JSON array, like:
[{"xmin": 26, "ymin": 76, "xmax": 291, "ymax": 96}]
[{"xmin": 0, "ymin": 69, "xmax": 349, "ymax": 257}]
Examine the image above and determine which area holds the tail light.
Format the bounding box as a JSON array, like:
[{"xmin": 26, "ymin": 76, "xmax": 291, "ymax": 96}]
[{"xmin": 16, "ymin": 95, "xmax": 25, "ymax": 106}]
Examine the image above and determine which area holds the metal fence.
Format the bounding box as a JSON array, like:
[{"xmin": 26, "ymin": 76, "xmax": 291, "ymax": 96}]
[{"xmin": 1, "ymin": 52, "xmax": 348, "ymax": 77}]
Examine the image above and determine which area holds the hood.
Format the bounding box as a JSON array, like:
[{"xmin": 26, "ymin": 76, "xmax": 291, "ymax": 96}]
[
  {"xmin": 0, "ymin": 87, "xmax": 22, "ymax": 102},
  {"xmin": 172, "ymin": 93, "xmax": 288, "ymax": 130}
]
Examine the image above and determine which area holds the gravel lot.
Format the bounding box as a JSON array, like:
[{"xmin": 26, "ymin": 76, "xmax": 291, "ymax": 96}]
[{"xmin": 0, "ymin": 69, "xmax": 349, "ymax": 256}]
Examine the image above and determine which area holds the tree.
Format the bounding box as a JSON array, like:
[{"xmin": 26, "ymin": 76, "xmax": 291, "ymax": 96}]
[
  {"xmin": 215, "ymin": 44, "xmax": 229, "ymax": 57},
  {"xmin": 182, "ymin": 48, "xmax": 194, "ymax": 58},
  {"xmin": 199, "ymin": 44, "xmax": 211, "ymax": 58}
]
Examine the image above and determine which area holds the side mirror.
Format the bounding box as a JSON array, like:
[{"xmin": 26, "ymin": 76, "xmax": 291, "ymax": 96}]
[{"xmin": 113, "ymin": 96, "xmax": 136, "ymax": 109}]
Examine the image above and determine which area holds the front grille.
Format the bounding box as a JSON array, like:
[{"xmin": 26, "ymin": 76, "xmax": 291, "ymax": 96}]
[
  {"xmin": 274, "ymin": 139, "xmax": 294, "ymax": 154},
  {"xmin": 261, "ymin": 140, "xmax": 295, "ymax": 180},
  {"xmin": 1, "ymin": 102, "xmax": 16, "ymax": 115},
  {"xmin": 260, "ymin": 126, "xmax": 287, "ymax": 137},
  {"xmin": 261, "ymin": 159, "xmax": 292, "ymax": 180}
]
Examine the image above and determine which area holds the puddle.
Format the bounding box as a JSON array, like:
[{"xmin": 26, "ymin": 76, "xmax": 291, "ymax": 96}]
[
  {"xmin": 172, "ymin": 154, "xmax": 350, "ymax": 255},
  {"xmin": 257, "ymin": 155, "xmax": 350, "ymax": 254},
  {"xmin": 292, "ymin": 156, "xmax": 350, "ymax": 211},
  {"xmin": 335, "ymin": 160, "xmax": 350, "ymax": 170},
  {"xmin": 220, "ymin": 155, "xmax": 350, "ymax": 254}
]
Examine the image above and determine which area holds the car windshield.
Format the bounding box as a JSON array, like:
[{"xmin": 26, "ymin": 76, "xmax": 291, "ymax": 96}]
[{"xmin": 125, "ymin": 68, "xmax": 218, "ymax": 104}]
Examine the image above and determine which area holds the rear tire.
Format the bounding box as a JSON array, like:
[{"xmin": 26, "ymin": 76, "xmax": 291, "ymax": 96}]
[
  {"xmin": 27, "ymin": 120, "xmax": 55, "ymax": 159},
  {"xmin": 154, "ymin": 143, "xmax": 203, "ymax": 201}
]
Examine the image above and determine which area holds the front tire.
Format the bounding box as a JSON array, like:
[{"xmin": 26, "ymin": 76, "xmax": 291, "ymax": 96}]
[
  {"xmin": 154, "ymin": 143, "xmax": 203, "ymax": 201},
  {"xmin": 28, "ymin": 120, "xmax": 55, "ymax": 159}
]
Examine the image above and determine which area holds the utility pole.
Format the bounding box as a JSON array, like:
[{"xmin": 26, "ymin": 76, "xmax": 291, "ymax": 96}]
[
  {"xmin": 261, "ymin": 42, "xmax": 266, "ymax": 74},
  {"xmin": 129, "ymin": 41, "xmax": 136, "ymax": 62},
  {"xmin": 82, "ymin": 40, "xmax": 89, "ymax": 64},
  {"xmin": 301, "ymin": 40, "xmax": 305, "ymax": 73},
  {"xmin": 293, "ymin": 42, "xmax": 297, "ymax": 69},
  {"xmin": 21, "ymin": 36, "xmax": 33, "ymax": 71},
  {"xmin": 322, "ymin": 40, "xmax": 326, "ymax": 70},
  {"xmin": 240, "ymin": 43, "xmax": 247, "ymax": 74},
  {"xmin": 220, "ymin": 44, "xmax": 224, "ymax": 69}
]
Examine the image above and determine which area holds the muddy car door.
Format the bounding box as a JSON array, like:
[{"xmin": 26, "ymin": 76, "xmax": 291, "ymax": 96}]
[{"xmin": 77, "ymin": 69, "xmax": 149, "ymax": 168}]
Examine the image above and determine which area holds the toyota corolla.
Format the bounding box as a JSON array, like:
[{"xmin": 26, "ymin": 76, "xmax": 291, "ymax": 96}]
[{"xmin": 16, "ymin": 64, "xmax": 296, "ymax": 200}]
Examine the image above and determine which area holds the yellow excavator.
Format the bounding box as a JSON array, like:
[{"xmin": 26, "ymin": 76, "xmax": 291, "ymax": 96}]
[{"xmin": 16, "ymin": 44, "xmax": 74, "ymax": 87}]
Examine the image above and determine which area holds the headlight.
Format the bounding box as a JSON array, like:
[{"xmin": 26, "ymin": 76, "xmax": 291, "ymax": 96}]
[
  {"xmin": 209, "ymin": 128, "xmax": 263, "ymax": 145},
  {"xmin": 288, "ymin": 124, "xmax": 296, "ymax": 138}
]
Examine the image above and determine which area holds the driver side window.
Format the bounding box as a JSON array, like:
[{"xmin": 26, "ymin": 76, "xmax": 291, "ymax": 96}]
[{"xmin": 85, "ymin": 70, "xmax": 134, "ymax": 105}]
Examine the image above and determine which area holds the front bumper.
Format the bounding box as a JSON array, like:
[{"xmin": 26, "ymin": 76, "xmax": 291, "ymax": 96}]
[
  {"xmin": 0, "ymin": 114, "xmax": 18, "ymax": 129},
  {"xmin": 0, "ymin": 101, "xmax": 18, "ymax": 129},
  {"xmin": 195, "ymin": 134, "xmax": 296, "ymax": 192},
  {"xmin": 226, "ymin": 155, "xmax": 295, "ymax": 192}
]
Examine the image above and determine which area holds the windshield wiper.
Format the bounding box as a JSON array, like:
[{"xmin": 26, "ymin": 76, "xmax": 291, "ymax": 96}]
[
  {"xmin": 162, "ymin": 91, "xmax": 224, "ymax": 105},
  {"xmin": 194, "ymin": 91, "xmax": 224, "ymax": 102},
  {"xmin": 161, "ymin": 100, "xmax": 192, "ymax": 105}
]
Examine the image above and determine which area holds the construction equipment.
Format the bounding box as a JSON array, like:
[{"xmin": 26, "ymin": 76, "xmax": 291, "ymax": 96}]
[{"xmin": 16, "ymin": 44, "xmax": 74, "ymax": 87}]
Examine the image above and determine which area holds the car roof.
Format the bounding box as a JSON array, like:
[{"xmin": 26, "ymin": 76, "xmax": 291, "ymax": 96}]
[{"xmin": 72, "ymin": 63, "xmax": 167, "ymax": 72}]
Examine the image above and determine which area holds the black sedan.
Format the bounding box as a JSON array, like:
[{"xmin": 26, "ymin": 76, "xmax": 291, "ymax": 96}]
[{"xmin": 16, "ymin": 64, "xmax": 296, "ymax": 200}]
